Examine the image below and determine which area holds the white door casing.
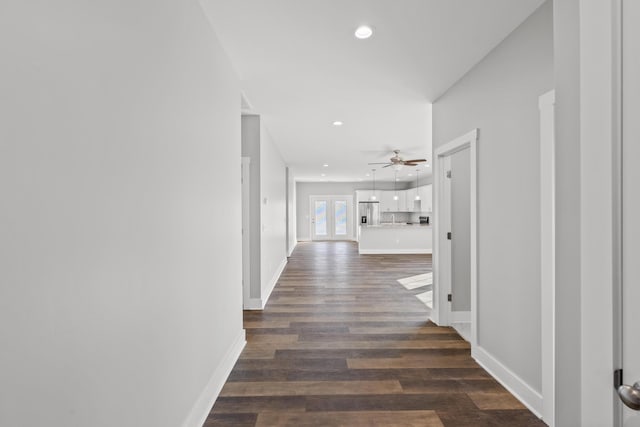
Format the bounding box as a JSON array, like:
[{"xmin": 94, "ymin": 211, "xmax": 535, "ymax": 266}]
[
  {"xmin": 539, "ymin": 90, "xmax": 556, "ymax": 426},
  {"xmin": 241, "ymin": 157, "xmax": 251, "ymax": 308},
  {"xmin": 438, "ymin": 155, "xmax": 452, "ymax": 326}
]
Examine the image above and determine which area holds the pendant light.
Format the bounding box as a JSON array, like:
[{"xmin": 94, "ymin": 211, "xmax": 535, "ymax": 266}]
[
  {"xmin": 415, "ymin": 169, "xmax": 421, "ymax": 200},
  {"xmin": 393, "ymin": 171, "xmax": 399, "ymax": 200},
  {"xmin": 370, "ymin": 169, "xmax": 377, "ymax": 200}
]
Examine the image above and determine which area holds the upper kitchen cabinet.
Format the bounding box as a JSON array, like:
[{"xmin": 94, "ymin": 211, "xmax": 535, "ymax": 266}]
[
  {"xmin": 379, "ymin": 190, "xmax": 396, "ymax": 212},
  {"xmin": 418, "ymin": 185, "xmax": 433, "ymax": 212},
  {"xmin": 396, "ymin": 190, "xmax": 406, "ymax": 212},
  {"xmin": 405, "ymin": 188, "xmax": 418, "ymax": 211}
]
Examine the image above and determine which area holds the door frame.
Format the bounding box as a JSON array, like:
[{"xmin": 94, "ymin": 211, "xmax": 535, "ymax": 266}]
[
  {"xmin": 568, "ymin": 0, "xmax": 622, "ymax": 425},
  {"xmin": 309, "ymin": 195, "xmax": 354, "ymax": 241},
  {"xmin": 241, "ymin": 156, "xmax": 251, "ymax": 308},
  {"xmin": 432, "ymin": 128, "xmax": 478, "ymax": 349},
  {"xmin": 539, "ymin": 90, "xmax": 556, "ymax": 426}
]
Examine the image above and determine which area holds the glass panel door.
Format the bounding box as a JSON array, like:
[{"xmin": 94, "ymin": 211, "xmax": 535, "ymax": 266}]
[
  {"xmin": 314, "ymin": 200, "xmax": 327, "ymax": 237},
  {"xmin": 334, "ymin": 200, "xmax": 347, "ymax": 236},
  {"xmin": 310, "ymin": 196, "xmax": 352, "ymax": 241}
]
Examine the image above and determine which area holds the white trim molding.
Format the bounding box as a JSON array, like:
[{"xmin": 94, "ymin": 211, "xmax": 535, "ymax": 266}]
[
  {"xmin": 473, "ymin": 346, "xmax": 543, "ymax": 418},
  {"xmin": 181, "ymin": 329, "xmax": 246, "ymax": 427},
  {"xmin": 287, "ymin": 240, "xmax": 297, "ymax": 257},
  {"xmin": 433, "ymin": 128, "xmax": 478, "ymax": 352},
  {"xmin": 245, "ymin": 257, "xmax": 288, "ymax": 310},
  {"xmin": 241, "ymin": 156, "xmax": 251, "ymax": 309},
  {"xmin": 539, "ymin": 89, "xmax": 556, "ymax": 427},
  {"xmin": 263, "ymin": 257, "xmax": 287, "ymax": 307}
]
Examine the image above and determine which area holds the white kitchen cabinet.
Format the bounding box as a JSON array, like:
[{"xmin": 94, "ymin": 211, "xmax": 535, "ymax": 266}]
[
  {"xmin": 406, "ymin": 188, "xmax": 419, "ymax": 211},
  {"xmin": 379, "ymin": 190, "xmax": 395, "ymax": 212},
  {"xmin": 425, "ymin": 185, "xmax": 433, "ymax": 212},
  {"xmin": 418, "ymin": 185, "xmax": 433, "ymax": 212},
  {"xmin": 396, "ymin": 191, "xmax": 406, "ymax": 212}
]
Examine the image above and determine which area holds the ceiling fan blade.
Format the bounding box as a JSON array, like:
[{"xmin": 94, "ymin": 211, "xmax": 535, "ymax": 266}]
[
  {"xmin": 403, "ymin": 159, "xmax": 427, "ymax": 163},
  {"xmin": 382, "ymin": 164, "xmax": 393, "ymax": 168}
]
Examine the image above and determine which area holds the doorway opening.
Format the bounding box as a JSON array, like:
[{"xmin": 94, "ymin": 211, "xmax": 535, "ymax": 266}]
[{"xmin": 433, "ymin": 129, "xmax": 478, "ymax": 348}]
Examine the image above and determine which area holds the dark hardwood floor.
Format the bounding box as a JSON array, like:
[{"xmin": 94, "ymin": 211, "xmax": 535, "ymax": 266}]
[{"xmin": 205, "ymin": 241, "xmax": 544, "ymax": 427}]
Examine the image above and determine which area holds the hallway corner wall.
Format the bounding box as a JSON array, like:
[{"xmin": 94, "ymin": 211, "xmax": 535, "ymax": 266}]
[
  {"xmin": 259, "ymin": 125, "xmax": 288, "ymax": 303},
  {"xmin": 0, "ymin": 2, "xmax": 244, "ymax": 426},
  {"xmin": 432, "ymin": 0, "xmax": 553, "ymax": 412},
  {"xmin": 241, "ymin": 115, "xmax": 288, "ymax": 308}
]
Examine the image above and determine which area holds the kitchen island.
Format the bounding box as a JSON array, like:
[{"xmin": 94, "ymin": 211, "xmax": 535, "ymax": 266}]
[{"xmin": 358, "ymin": 223, "xmax": 432, "ymax": 254}]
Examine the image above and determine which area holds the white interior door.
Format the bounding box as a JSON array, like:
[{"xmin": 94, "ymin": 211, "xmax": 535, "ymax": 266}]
[
  {"xmin": 439, "ymin": 156, "xmax": 452, "ymax": 324},
  {"xmin": 450, "ymin": 148, "xmax": 472, "ymax": 323},
  {"xmin": 439, "ymin": 148, "xmax": 472, "ymax": 339},
  {"xmin": 620, "ymin": 0, "xmax": 640, "ymax": 422},
  {"xmin": 310, "ymin": 196, "xmax": 352, "ymax": 241}
]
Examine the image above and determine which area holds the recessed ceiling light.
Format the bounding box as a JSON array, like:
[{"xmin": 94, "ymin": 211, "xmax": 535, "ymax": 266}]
[
  {"xmin": 323, "ymin": 164, "xmax": 329, "ymax": 167},
  {"xmin": 321, "ymin": 173, "xmax": 326, "ymax": 177},
  {"xmin": 355, "ymin": 25, "xmax": 373, "ymax": 39},
  {"xmin": 365, "ymin": 173, "xmax": 370, "ymax": 177},
  {"xmin": 332, "ymin": 121, "xmax": 343, "ymax": 126},
  {"xmin": 408, "ymin": 174, "xmax": 413, "ymax": 177}
]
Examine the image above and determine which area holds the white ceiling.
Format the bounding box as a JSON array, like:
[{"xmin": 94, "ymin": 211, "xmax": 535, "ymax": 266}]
[{"xmin": 202, "ymin": 0, "xmax": 545, "ymax": 182}]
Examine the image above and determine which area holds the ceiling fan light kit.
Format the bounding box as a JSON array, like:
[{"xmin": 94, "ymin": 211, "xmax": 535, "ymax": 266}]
[{"xmin": 368, "ymin": 149, "xmax": 428, "ymax": 170}]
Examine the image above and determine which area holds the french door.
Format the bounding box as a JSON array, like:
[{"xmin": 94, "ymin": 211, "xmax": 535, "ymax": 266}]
[{"xmin": 310, "ymin": 196, "xmax": 353, "ymax": 240}]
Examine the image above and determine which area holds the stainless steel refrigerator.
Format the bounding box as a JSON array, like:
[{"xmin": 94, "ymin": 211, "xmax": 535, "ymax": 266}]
[{"xmin": 358, "ymin": 201, "xmax": 380, "ymax": 226}]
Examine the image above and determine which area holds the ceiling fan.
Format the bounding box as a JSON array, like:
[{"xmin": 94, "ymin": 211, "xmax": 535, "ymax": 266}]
[{"xmin": 368, "ymin": 150, "xmax": 427, "ymax": 168}]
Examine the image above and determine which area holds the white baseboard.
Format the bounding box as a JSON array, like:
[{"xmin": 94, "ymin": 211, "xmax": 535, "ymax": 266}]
[
  {"xmin": 450, "ymin": 310, "xmax": 471, "ymax": 323},
  {"xmin": 472, "ymin": 346, "xmax": 543, "ymax": 418},
  {"xmin": 451, "ymin": 321, "xmax": 471, "ymax": 342},
  {"xmin": 181, "ymin": 329, "xmax": 246, "ymax": 427},
  {"xmin": 287, "ymin": 241, "xmax": 297, "ymax": 257},
  {"xmin": 244, "ymin": 298, "xmax": 264, "ymax": 310},
  {"xmin": 359, "ymin": 249, "xmax": 433, "ymax": 254},
  {"xmin": 428, "ymin": 313, "xmax": 440, "ymax": 326},
  {"xmin": 243, "ymin": 258, "xmax": 288, "ymax": 310},
  {"xmin": 261, "ymin": 257, "xmax": 287, "ymax": 307}
]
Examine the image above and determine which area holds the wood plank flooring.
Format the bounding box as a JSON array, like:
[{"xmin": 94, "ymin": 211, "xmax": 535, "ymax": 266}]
[{"xmin": 205, "ymin": 241, "xmax": 544, "ymax": 427}]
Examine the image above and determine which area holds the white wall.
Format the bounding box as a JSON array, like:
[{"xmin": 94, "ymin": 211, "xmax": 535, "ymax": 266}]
[
  {"xmin": 259, "ymin": 126, "xmax": 288, "ymax": 298},
  {"xmin": 0, "ymin": 1, "xmax": 244, "ymax": 426},
  {"xmin": 433, "ymin": 1, "xmax": 553, "ymax": 396}
]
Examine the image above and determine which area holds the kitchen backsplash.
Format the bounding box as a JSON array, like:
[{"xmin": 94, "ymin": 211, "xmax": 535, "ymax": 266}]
[{"xmin": 381, "ymin": 212, "xmax": 431, "ymax": 224}]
